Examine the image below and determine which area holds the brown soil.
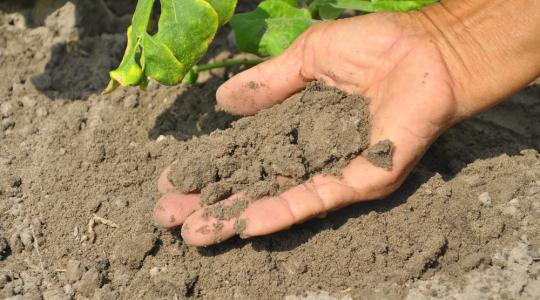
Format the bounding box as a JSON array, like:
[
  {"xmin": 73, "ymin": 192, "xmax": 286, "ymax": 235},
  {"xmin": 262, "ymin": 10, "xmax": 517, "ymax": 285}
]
[
  {"xmin": 170, "ymin": 82, "xmax": 387, "ymax": 205},
  {"xmin": 1, "ymin": 1, "xmax": 540, "ymax": 300}
]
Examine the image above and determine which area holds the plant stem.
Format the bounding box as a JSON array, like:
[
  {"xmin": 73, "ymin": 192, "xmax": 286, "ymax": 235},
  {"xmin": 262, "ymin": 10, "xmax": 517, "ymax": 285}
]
[{"xmin": 192, "ymin": 58, "xmax": 264, "ymax": 73}]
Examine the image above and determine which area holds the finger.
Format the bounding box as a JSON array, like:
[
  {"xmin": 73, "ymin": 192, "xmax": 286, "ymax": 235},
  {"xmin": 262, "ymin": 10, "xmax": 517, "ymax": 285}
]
[
  {"xmin": 216, "ymin": 34, "xmax": 310, "ymax": 115},
  {"xmin": 154, "ymin": 192, "xmax": 203, "ymax": 228},
  {"xmin": 181, "ymin": 127, "xmax": 428, "ymax": 246},
  {"xmin": 158, "ymin": 162, "xmax": 176, "ymax": 194},
  {"xmin": 180, "ymin": 194, "xmax": 247, "ymax": 246},
  {"xmin": 180, "ymin": 174, "xmax": 362, "ymax": 247}
]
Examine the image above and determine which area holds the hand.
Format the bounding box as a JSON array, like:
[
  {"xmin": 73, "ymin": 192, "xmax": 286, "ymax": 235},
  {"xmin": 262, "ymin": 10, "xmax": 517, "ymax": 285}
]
[{"xmin": 154, "ymin": 12, "xmax": 460, "ymax": 246}]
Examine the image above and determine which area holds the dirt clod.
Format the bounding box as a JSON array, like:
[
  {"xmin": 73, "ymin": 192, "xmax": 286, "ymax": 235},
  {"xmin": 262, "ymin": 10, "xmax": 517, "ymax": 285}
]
[
  {"xmin": 111, "ymin": 233, "xmax": 157, "ymax": 269},
  {"xmin": 170, "ymin": 82, "xmax": 375, "ymax": 205},
  {"xmin": 65, "ymin": 259, "xmax": 83, "ymax": 283},
  {"xmin": 364, "ymin": 139, "xmax": 394, "ymax": 169},
  {"xmin": 76, "ymin": 269, "xmax": 103, "ymax": 298}
]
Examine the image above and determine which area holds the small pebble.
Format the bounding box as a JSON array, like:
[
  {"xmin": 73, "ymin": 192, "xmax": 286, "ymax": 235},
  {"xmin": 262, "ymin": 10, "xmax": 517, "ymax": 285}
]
[
  {"xmin": 20, "ymin": 96, "xmax": 37, "ymax": 108},
  {"xmin": 35, "ymin": 107, "xmax": 48, "ymax": 117},
  {"xmin": 501, "ymin": 205, "xmax": 519, "ymax": 216},
  {"xmin": 114, "ymin": 198, "xmax": 129, "ymax": 208},
  {"xmin": 436, "ymin": 186, "xmax": 452, "ymax": 197},
  {"xmin": 65, "ymin": 259, "xmax": 83, "ymax": 283},
  {"xmin": 63, "ymin": 284, "xmax": 74, "ymax": 295},
  {"xmin": 149, "ymin": 267, "xmax": 161, "ymax": 277},
  {"xmin": 123, "ymin": 95, "xmax": 138, "ymax": 109},
  {"xmin": 1, "ymin": 102, "xmax": 14, "ymax": 117},
  {"xmin": 478, "ymin": 192, "xmax": 492, "ymax": 206},
  {"xmin": 509, "ymin": 198, "xmax": 520, "ymax": 207},
  {"xmin": 12, "ymin": 82, "xmax": 26, "ymax": 95},
  {"xmin": 77, "ymin": 269, "xmax": 103, "ymax": 297},
  {"xmin": 19, "ymin": 229, "xmax": 33, "ymax": 250},
  {"xmin": 1, "ymin": 118, "xmax": 15, "ymax": 130}
]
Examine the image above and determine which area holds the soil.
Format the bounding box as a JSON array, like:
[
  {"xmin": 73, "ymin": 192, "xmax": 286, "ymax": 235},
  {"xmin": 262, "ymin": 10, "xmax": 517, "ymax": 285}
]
[
  {"xmin": 169, "ymin": 82, "xmax": 385, "ymax": 205},
  {"xmin": 1, "ymin": 1, "xmax": 540, "ymax": 300}
]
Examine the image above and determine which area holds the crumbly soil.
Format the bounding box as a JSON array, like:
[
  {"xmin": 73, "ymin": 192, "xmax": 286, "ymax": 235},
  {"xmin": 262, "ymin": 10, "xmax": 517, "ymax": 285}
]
[
  {"xmin": 170, "ymin": 82, "xmax": 390, "ymax": 205},
  {"xmin": 1, "ymin": 1, "xmax": 540, "ymax": 300}
]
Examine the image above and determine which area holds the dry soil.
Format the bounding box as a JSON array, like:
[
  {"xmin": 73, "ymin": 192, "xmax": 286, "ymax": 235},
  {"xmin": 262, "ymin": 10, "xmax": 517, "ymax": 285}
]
[{"xmin": 1, "ymin": 1, "xmax": 539, "ymax": 300}]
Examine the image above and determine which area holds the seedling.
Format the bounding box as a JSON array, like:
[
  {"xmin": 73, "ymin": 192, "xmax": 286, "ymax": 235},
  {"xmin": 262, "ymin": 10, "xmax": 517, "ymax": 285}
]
[{"xmin": 105, "ymin": 0, "xmax": 436, "ymax": 92}]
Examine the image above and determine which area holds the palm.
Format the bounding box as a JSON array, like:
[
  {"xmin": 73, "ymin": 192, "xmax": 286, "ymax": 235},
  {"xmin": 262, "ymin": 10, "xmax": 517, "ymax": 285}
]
[{"xmin": 154, "ymin": 13, "xmax": 458, "ymax": 246}]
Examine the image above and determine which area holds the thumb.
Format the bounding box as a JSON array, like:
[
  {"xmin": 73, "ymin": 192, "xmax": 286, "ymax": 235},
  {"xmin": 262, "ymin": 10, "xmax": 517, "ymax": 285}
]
[{"xmin": 216, "ymin": 34, "xmax": 311, "ymax": 116}]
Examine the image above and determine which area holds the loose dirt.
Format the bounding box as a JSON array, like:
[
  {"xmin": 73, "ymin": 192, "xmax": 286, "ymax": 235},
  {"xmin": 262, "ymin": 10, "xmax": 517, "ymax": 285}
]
[
  {"xmin": 1, "ymin": 1, "xmax": 539, "ymax": 299},
  {"xmin": 169, "ymin": 82, "xmax": 390, "ymax": 205}
]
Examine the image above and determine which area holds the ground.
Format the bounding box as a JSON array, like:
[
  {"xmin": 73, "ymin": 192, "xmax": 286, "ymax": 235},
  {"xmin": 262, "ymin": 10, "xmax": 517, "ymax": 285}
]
[{"xmin": 0, "ymin": 1, "xmax": 539, "ymax": 299}]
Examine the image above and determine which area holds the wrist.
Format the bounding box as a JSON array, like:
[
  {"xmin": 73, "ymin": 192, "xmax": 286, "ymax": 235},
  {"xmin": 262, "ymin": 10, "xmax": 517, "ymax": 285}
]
[{"xmin": 404, "ymin": 0, "xmax": 540, "ymax": 120}]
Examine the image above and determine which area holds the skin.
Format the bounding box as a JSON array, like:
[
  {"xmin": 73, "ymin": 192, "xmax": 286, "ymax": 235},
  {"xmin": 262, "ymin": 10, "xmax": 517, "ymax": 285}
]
[{"xmin": 154, "ymin": 0, "xmax": 540, "ymax": 247}]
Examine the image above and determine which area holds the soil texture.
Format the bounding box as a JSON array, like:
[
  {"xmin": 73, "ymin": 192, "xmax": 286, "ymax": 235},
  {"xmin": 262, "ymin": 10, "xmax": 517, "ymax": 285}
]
[
  {"xmin": 169, "ymin": 82, "xmax": 388, "ymax": 205},
  {"xmin": 1, "ymin": 1, "xmax": 540, "ymax": 299}
]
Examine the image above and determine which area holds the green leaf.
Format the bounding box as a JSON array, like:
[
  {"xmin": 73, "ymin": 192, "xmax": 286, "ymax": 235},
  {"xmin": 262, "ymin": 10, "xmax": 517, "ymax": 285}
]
[
  {"xmin": 207, "ymin": 0, "xmax": 239, "ymax": 26},
  {"xmin": 306, "ymin": 0, "xmax": 344, "ymax": 19},
  {"xmin": 106, "ymin": 0, "xmax": 233, "ymax": 92},
  {"xmin": 330, "ymin": 0, "xmax": 437, "ymax": 12},
  {"xmin": 106, "ymin": 0, "xmax": 154, "ymax": 92},
  {"xmin": 230, "ymin": 0, "xmax": 315, "ymax": 57},
  {"xmin": 318, "ymin": 4, "xmax": 343, "ymax": 19}
]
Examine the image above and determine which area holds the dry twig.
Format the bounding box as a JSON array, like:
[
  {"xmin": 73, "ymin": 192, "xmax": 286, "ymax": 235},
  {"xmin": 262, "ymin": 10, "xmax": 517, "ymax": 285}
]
[{"xmin": 87, "ymin": 215, "xmax": 119, "ymax": 243}]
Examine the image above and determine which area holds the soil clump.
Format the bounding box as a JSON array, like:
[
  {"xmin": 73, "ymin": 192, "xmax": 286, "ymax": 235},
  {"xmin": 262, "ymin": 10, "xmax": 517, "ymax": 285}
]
[{"xmin": 170, "ymin": 82, "xmax": 392, "ymax": 205}]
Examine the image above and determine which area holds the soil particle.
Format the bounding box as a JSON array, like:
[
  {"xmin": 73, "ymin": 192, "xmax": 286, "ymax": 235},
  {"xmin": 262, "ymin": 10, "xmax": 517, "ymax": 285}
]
[
  {"xmin": 170, "ymin": 82, "xmax": 376, "ymax": 205},
  {"xmin": 76, "ymin": 268, "xmax": 103, "ymax": 298},
  {"xmin": 364, "ymin": 139, "xmax": 394, "ymax": 169},
  {"xmin": 478, "ymin": 191, "xmax": 492, "ymax": 206},
  {"xmin": 202, "ymin": 198, "xmax": 249, "ymax": 221},
  {"xmin": 65, "ymin": 259, "xmax": 83, "ymax": 283},
  {"xmin": 233, "ymin": 219, "xmax": 248, "ymax": 237},
  {"xmin": 111, "ymin": 233, "xmax": 157, "ymax": 269},
  {"xmin": 1, "ymin": 101, "xmax": 14, "ymax": 117},
  {"xmin": 123, "ymin": 94, "xmax": 138, "ymax": 109}
]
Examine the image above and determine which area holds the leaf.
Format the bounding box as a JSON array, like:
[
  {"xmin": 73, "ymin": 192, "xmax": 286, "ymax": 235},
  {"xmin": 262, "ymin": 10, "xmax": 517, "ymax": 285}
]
[
  {"xmin": 307, "ymin": 0, "xmax": 344, "ymax": 19},
  {"xmin": 106, "ymin": 0, "xmax": 234, "ymax": 92},
  {"xmin": 207, "ymin": 0, "xmax": 239, "ymax": 26},
  {"xmin": 106, "ymin": 0, "xmax": 154, "ymax": 92},
  {"xmin": 230, "ymin": 0, "xmax": 315, "ymax": 57},
  {"xmin": 330, "ymin": 0, "xmax": 437, "ymax": 12},
  {"xmin": 318, "ymin": 4, "xmax": 343, "ymax": 19}
]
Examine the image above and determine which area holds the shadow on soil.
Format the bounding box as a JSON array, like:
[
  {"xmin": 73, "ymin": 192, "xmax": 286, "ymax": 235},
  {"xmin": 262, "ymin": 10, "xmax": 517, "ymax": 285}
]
[
  {"xmin": 148, "ymin": 78, "xmax": 238, "ymax": 141},
  {"xmin": 1, "ymin": 0, "xmax": 134, "ymax": 100}
]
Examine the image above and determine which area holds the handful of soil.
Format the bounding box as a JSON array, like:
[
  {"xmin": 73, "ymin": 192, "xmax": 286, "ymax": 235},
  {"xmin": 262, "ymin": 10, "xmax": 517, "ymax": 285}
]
[{"xmin": 169, "ymin": 82, "xmax": 393, "ymax": 205}]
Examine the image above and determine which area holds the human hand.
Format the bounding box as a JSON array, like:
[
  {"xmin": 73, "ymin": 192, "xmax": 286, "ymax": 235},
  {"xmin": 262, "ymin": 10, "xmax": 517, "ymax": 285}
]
[{"xmin": 153, "ymin": 12, "xmax": 462, "ymax": 246}]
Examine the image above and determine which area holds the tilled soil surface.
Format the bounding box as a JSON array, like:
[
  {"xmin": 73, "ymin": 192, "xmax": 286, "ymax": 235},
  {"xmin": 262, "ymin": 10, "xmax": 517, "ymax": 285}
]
[{"xmin": 1, "ymin": 1, "xmax": 540, "ymax": 299}]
